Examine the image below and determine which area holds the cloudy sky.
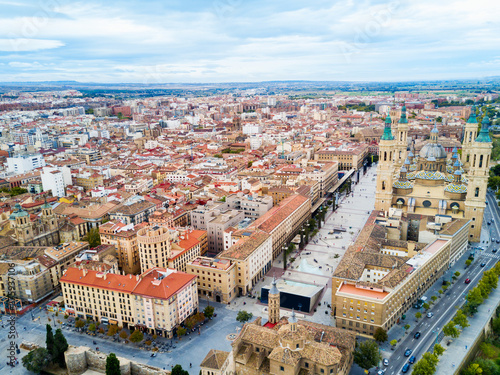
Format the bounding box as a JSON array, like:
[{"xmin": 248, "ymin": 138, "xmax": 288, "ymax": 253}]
[{"xmin": 0, "ymin": 0, "xmax": 499, "ymax": 83}]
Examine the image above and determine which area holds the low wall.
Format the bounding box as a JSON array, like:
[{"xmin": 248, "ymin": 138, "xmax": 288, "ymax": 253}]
[{"xmin": 65, "ymin": 346, "xmax": 170, "ymax": 375}]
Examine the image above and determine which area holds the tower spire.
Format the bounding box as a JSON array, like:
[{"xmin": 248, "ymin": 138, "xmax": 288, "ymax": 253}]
[{"xmin": 381, "ymin": 113, "xmax": 394, "ymax": 141}]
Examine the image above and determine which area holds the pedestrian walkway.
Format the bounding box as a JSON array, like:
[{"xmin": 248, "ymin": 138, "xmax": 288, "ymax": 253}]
[{"xmin": 434, "ymin": 285, "xmax": 500, "ymax": 374}]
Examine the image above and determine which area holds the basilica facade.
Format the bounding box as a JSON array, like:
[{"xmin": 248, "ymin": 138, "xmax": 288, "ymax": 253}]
[{"xmin": 375, "ymin": 105, "xmax": 492, "ymax": 241}]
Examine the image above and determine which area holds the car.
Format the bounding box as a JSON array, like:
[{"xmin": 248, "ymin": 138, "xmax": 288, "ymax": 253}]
[
  {"xmin": 465, "ymin": 278, "xmax": 471, "ymax": 284},
  {"xmin": 493, "ymin": 248, "xmax": 498, "ymax": 253},
  {"xmin": 481, "ymin": 263, "xmax": 486, "ymax": 267},
  {"xmin": 497, "ymin": 240, "xmax": 500, "ymax": 244},
  {"xmin": 488, "ymin": 221, "xmax": 492, "ymax": 225},
  {"xmin": 427, "ymin": 312, "xmax": 434, "ymax": 318},
  {"xmin": 150, "ymin": 353, "xmax": 157, "ymax": 357},
  {"xmin": 409, "ymin": 356, "xmax": 416, "ymax": 364},
  {"xmin": 493, "ymin": 238, "xmax": 496, "ymax": 242},
  {"xmin": 414, "ymin": 332, "xmax": 421, "ymax": 339},
  {"xmin": 402, "ymin": 363, "xmax": 410, "ymax": 373},
  {"xmin": 404, "ymin": 349, "xmax": 413, "ymax": 357},
  {"xmin": 383, "ymin": 358, "xmax": 389, "ymax": 366},
  {"xmin": 377, "ymin": 370, "xmax": 386, "ymax": 375}
]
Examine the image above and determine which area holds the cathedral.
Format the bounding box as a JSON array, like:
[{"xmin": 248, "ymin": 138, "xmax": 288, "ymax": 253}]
[{"xmin": 375, "ymin": 105, "xmax": 492, "ymax": 241}]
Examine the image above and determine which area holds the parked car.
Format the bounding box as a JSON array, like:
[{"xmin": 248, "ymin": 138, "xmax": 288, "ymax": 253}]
[
  {"xmin": 383, "ymin": 358, "xmax": 389, "ymax": 366},
  {"xmin": 427, "ymin": 312, "xmax": 434, "ymax": 318},
  {"xmin": 414, "ymin": 332, "xmax": 421, "ymax": 339},
  {"xmin": 404, "ymin": 349, "xmax": 413, "ymax": 357},
  {"xmin": 409, "ymin": 356, "xmax": 416, "ymax": 364},
  {"xmin": 402, "ymin": 363, "xmax": 410, "ymax": 373},
  {"xmin": 493, "ymin": 248, "xmax": 498, "ymax": 253},
  {"xmin": 465, "ymin": 278, "xmax": 471, "ymax": 284}
]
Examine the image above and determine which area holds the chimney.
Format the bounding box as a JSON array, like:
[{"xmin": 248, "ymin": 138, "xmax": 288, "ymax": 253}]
[{"xmin": 103, "ymin": 273, "xmax": 107, "ymax": 280}]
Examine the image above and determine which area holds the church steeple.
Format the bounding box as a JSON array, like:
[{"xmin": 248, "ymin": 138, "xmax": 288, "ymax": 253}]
[
  {"xmin": 381, "ymin": 113, "xmax": 394, "ymax": 141},
  {"xmin": 462, "ymin": 105, "xmax": 478, "ymax": 169},
  {"xmin": 268, "ymin": 277, "xmax": 280, "ymax": 324}
]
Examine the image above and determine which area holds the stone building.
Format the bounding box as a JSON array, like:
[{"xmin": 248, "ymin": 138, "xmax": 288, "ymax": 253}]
[{"xmin": 375, "ymin": 105, "xmax": 492, "ymax": 241}]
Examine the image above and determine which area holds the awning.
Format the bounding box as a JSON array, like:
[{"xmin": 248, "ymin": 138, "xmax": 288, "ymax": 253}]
[{"xmin": 109, "ymin": 320, "xmax": 118, "ymax": 325}]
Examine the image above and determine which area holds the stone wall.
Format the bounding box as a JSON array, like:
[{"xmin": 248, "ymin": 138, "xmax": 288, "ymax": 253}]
[{"xmin": 65, "ymin": 346, "xmax": 170, "ymax": 375}]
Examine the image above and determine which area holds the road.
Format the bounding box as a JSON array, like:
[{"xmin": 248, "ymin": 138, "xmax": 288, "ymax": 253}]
[{"xmin": 384, "ymin": 193, "xmax": 500, "ymax": 375}]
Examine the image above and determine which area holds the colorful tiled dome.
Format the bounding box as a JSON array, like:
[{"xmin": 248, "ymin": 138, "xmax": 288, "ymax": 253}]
[
  {"xmin": 445, "ymin": 184, "xmax": 467, "ymax": 193},
  {"xmin": 415, "ymin": 170, "xmax": 446, "ymax": 180},
  {"xmin": 393, "ymin": 180, "xmax": 414, "ymax": 189}
]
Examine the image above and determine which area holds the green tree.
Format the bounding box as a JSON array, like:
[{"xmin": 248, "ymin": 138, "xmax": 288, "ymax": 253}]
[
  {"xmin": 465, "ymin": 287, "xmax": 485, "ymax": 316},
  {"xmin": 171, "ymin": 364, "xmax": 189, "ymax": 375},
  {"xmin": 236, "ymin": 310, "xmax": 253, "ymax": 323},
  {"xmin": 353, "ymin": 340, "xmax": 381, "ymax": 370},
  {"xmin": 22, "ymin": 347, "xmax": 52, "ymax": 374},
  {"xmin": 433, "ymin": 343, "xmax": 445, "ymax": 356},
  {"xmin": 492, "ymin": 316, "xmax": 500, "ymax": 335},
  {"xmin": 119, "ymin": 330, "xmax": 128, "ymax": 339},
  {"xmin": 454, "ymin": 271, "xmax": 461, "ymax": 277},
  {"xmin": 176, "ymin": 326, "xmax": 187, "ymax": 338},
  {"xmin": 466, "ymin": 259, "xmax": 473, "ymax": 267},
  {"xmin": 204, "ymin": 305, "xmax": 215, "ymax": 319},
  {"xmin": 443, "ymin": 321, "xmax": 460, "ymax": 338},
  {"xmin": 390, "ymin": 339, "xmax": 397, "ymax": 348},
  {"xmin": 106, "ymin": 353, "xmax": 121, "ymax": 375},
  {"xmin": 46, "ymin": 324, "xmax": 55, "ymax": 358},
  {"xmin": 404, "ymin": 324, "xmax": 411, "ymax": 332},
  {"xmin": 83, "ymin": 227, "xmax": 101, "ymax": 248},
  {"xmin": 75, "ymin": 320, "xmax": 85, "ymax": 329},
  {"xmin": 462, "ymin": 363, "xmax": 483, "ymax": 375},
  {"xmin": 129, "ymin": 330, "xmax": 144, "ymax": 343},
  {"xmin": 453, "ymin": 310, "xmax": 470, "ymax": 329},
  {"xmin": 88, "ymin": 323, "xmax": 96, "ymax": 332},
  {"xmin": 412, "ymin": 353, "xmax": 439, "ymax": 375},
  {"xmin": 423, "ymin": 303, "xmax": 430, "ymax": 310},
  {"xmin": 473, "ymin": 359, "xmax": 499, "ymax": 375},
  {"xmin": 53, "ymin": 328, "xmax": 69, "ymax": 368},
  {"xmin": 373, "ymin": 328, "xmax": 388, "ymax": 343},
  {"xmin": 415, "ymin": 312, "xmax": 422, "ymax": 320},
  {"xmin": 431, "ymin": 295, "xmax": 438, "ymax": 303}
]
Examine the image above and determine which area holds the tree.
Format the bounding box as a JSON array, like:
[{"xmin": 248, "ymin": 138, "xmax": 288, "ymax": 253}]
[
  {"xmin": 492, "ymin": 316, "xmax": 500, "ymax": 335},
  {"xmin": 404, "ymin": 324, "xmax": 411, "ymax": 332},
  {"xmin": 204, "ymin": 305, "xmax": 215, "ymax": 319},
  {"xmin": 412, "ymin": 353, "xmax": 439, "ymax": 375},
  {"xmin": 454, "ymin": 271, "xmax": 461, "ymax": 277},
  {"xmin": 443, "ymin": 321, "xmax": 460, "ymax": 338},
  {"xmin": 415, "ymin": 312, "xmax": 422, "ymax": 320},
  {"xmin": 53, "ymin": 328, "xmax": 69, "ymax": 368},
  {"xmin": 75, "ymin": 319, "xmax": 85, "ymax": 329},
  {"xmin": 433, "ymin": 344, "xmax": 445, "ymax": 356},
  {"xmin": 353, "ymin": 340, "xmax": 381, "ymax": 370},
  {"xmin": 107, "ymin": 325, "xmax": 119, "ymax": 336},
  {"xmin": 46, "ymin": 324, "xmax": 55, "ymax": 359},
  {"xmin": 171, "ymin": 364, "xmax": 189, "ymax": 375},
  {"xmin": 390, "ymin": 339, "xmax": 397, "ymax": 348},
  {"xmin": 236, "ymin": 310, "xmax": 253, "ymax": 323},
  {"xmin": 176, "ymin": 326, "xmax": 187, "ymax": 338},
  {"xmin": 466, "ymin": 259, "xmax": 473, "ymax": 267},
  {"xmin": 106, "ymin": 353, "xmax": 121, "ymax": 375},
  {"xmin": 373, "ymin": 328, "xmax": 388, "ymax": 343},
  {"xmin": 431, "ymin": 295, "xmax": 438, "ymax": 303},
  {"xmin": 453, "ymin": 310, "xmax": 470, "ymax": 329},
  {"xmin": 119, "ymin": 330, "xmax": 128, "ymax": 339},
  {"xmin": 466, "ymin": 287, "xmax": 485, "ymax": 316},
  {"xmin": 462, "ymin": 363, "xmax": 484, "ymax": 375},
  {"xmin": 473, "ymin": 359, "xmax": 499, "ymax": 375},
  {"xmin": 129, "ymin": 330, "xmax": 144, "ymax": 343},
  {"xmin": 83, "ymin": 227, "xmax": 101, "ymax": 248},
  {"xmin": 22, "ymin": 347, "xmax": 52, "ymax": 374},
  {"xmin": 423, "ymin": 303, "xmax": 430, "ymax": 310},
  {"xmin": 88, "ymin": 323, "xmax": 96, "ymax": 332}
]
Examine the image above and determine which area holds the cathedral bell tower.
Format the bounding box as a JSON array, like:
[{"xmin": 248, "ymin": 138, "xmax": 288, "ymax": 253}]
[
  {"xmin": 41, "ymin": 199, "xmax": 57, "ymax": 232},
  {"xmin": 268, "ymin": 277, "xmax": 280, "ymax": 324},
  {"xmin": 464, "ymin": 115, "xmax": 492, "ymax": 241},
  {"xmin": 395, "ymin": 103, "xmax": 409, "ymax": 167},
  {"xmin": 462, "ymin": 105, "xmax": 478, "ymax": 171},
  {"xmin": 375, "ymin": 113, "xmax": 396, "ymax": 212}
]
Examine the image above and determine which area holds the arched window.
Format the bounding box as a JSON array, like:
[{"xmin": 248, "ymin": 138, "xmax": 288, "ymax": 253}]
[
  {"xmin": 479, "ymin": 155, "xmax": 483, "ymax": 168},
  {"xmin": 473, "ymin": 154, "xmax": 476, "ymax": 167},
  {"xmin": 475, "ymin": 187, "xmax": 479, "ymax": 197},
  {"xmin": 382, "ymin": 181, "xmax": 386, "ymax": 190},
  {"xmin": 384, "ymin": 152, "xmax": 387, "ymax": 162},
  {"xmin": 466, "ymin": 154, "xmax": 470, "ymax": 163}
]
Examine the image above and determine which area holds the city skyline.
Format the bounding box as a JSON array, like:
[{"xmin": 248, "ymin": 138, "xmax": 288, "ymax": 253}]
[{"xmin": 1, "ymin": 0, "xmax": 499, "ymax": 83}]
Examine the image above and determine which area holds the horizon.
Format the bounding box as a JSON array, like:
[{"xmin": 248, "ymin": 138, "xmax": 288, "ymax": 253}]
[{"xmin": 1, "ymin": 0, "xmax": 499, "ymax": 83}]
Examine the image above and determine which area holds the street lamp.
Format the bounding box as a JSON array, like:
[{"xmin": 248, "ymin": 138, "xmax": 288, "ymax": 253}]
[{"xmin": 432, "ymin": 328, "xmax": 440, "ymax": 345}]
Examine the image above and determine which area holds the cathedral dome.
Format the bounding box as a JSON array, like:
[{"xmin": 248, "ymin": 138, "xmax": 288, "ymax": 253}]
[
  {"xmin": 415, "ymin": 170, "xmax": 446, "ymax": 180},
  {"xmin": 419, "ymin": 142, "xmax": 447, "ymax": 159}
]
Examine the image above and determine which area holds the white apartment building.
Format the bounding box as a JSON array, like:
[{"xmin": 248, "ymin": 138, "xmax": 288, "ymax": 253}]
[
  {"xmin": 7, "ymin": 153, "xmax": 46, "ymax": 174},
  {"xmin": 41, "ymin": 169, "xmax": 65, "ymax": 197}
]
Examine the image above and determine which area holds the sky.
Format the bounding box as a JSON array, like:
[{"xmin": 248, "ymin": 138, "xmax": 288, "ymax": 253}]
[{"xmin": 0, "ymin": 0, "xmax": 499, "ymax": 83}]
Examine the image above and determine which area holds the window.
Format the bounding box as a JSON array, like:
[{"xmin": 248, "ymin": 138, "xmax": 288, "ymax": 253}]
[
  {"xmin": 280, "ymin": 366, "xmax": 285, "ymax": 372},
  {"xmin": 475, "ymin": 187, "xmax": 479, "ymax": 197}
]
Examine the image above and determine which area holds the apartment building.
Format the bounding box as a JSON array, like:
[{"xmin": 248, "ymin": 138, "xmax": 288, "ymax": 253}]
[
  {"xmin": 109, "ymin": 197, "xmax": 156, "ymax": 225},
  {"xmin": 75, "ymin": 170, "xmax": 104, "ymax": 191},
  {"xmin": 99, "ymin": 221, "xmax": 142, "ymax": 275},
  {"xmin": 186, "ymin": 256, "xmax": 237, "ymax": 303},
  {"xmin": 315, "ymin": 144, "xmax": 369, "ymax": 171},
  {"xmin": 137, "ymin": 225, "xmax": 171, "ymax": 273},
  {"xmin": 207, "ymin": 210, "xmax": 245, "ymax": 254},
  {"xmin": 249, "ymin": 193, "xmax": 311, "ymax": 260},
  {"xmin": 225, "ymin": 193, "xmax": 273, "ymax": 219},
  {"xmin": 168, "ymin": 229, "xmax": 202, "ymax": 272},
  {"xmin": 60, "ymin": 267, "xmax": 198, "ymax": 338},
  {"xmin": 331, "ymin": 210, "xmax": 467, "ymax": 337},
  {"xmin": 300, "ymin": 161, "xmax": 338, "ymax": 197},
  {"xmin": 218, "ymin": 230, "xmax": 272, "ymax": 296},
  {"xmin": 41, "ymin": 169, "xmax": 66, "ymax": 197},
  {"xmin": 7, "ymin": 153, "xmax": 46, "ymax": 174}
]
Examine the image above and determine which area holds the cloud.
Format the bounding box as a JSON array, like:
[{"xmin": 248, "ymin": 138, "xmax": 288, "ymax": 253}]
[{"xmin": 0, "ymin": 38, "xmax": 64, "ymax": 51}]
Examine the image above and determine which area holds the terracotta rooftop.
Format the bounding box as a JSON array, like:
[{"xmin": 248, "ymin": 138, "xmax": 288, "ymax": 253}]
[{"xmin": 218, "ymin": 230, "xmax": 270, "ymax": 260}]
